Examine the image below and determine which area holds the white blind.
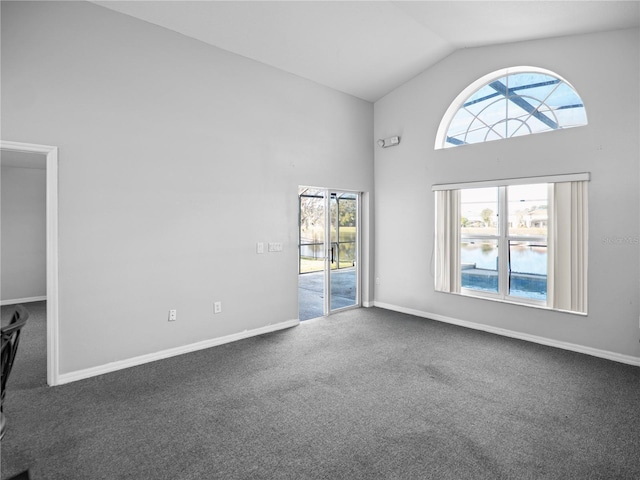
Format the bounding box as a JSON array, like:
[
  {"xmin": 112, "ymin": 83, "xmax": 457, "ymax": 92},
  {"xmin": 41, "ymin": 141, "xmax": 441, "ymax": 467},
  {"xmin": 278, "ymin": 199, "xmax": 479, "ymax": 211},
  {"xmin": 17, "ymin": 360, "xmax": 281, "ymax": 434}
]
[
  {"xmin": 550, "ymin": 181, "xmax": 589, "ymax": 313},
  {"xmin": 434, "ymin": 190, "xmax": 461, "ymax": 293}
]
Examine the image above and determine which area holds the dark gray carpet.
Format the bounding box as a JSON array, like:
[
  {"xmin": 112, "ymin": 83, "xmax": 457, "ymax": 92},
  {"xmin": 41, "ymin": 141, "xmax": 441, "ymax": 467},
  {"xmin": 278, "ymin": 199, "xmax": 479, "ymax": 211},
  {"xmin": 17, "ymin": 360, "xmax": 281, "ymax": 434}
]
[
  {"xmin": 1, "ymin": 303, "xmax": 639, "ymax": 479},
  {"xmin": 1, "ymin": 302, "xmax": 47, "ymax": 391}
]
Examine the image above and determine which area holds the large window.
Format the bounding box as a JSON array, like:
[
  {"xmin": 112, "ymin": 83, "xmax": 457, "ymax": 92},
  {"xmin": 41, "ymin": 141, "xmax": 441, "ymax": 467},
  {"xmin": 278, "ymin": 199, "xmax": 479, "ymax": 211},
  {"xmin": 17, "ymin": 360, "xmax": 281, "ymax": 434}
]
[
  {"xmin": 460, "ymin": 184, "xmax": 549, "ymax": 304},
  {"xmin": 434, "ymin": 174, "xmax": 589, "ymax": 314},
  {"xmin": 435, "ymin": 67, "xmax": 588, "ymax": 149}
]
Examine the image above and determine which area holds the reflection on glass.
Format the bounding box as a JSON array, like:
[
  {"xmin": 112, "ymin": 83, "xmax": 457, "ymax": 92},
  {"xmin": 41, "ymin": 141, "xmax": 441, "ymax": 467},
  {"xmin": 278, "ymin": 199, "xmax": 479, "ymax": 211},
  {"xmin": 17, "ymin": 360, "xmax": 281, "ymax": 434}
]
[
  {"xmin": 338, "ymin": 242, "xmax": 356, "ymax": 265},
  {"xmin": 508, "ymin": 184, "xmax": 548, "ymax": 237},
  {"xmin": 509, "ymin": 241, "xmax": 547, "ymax": 301},
  {"xmin": 330, "ymin": 193, "xmax": 357, "ymax": 311},
  {"xmin": 330, "ymin": 193, "xmax": 357, "ymax": 269},
  {"xmin": 461, "ymin": 240, "xmax": 499, "ymax": 294},
  {"xmin": 299, "ymin": 188, "xmax": 325, "ymax": 273},
  {"xmin": 461, "ymin": 187, "xmax": 499, "ymax": 236}
]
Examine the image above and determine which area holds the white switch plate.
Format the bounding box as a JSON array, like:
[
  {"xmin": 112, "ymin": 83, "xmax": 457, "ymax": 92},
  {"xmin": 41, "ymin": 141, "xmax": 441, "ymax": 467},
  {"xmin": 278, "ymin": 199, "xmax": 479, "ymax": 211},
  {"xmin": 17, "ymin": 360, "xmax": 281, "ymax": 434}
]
[
  {"xmin": 214, "ymin": 301, "xmax": 222, "ymax": 314},
  {"xmin": 268, "ymin": 242, "xmax": 283, "ymax": 252},
  {"xmin": 256, "ymin": 242, "xmax": 264, "ymax": 254},
  {"xmin": 168, "ymin": 309, "xmax": 177, "ymax": 321}
]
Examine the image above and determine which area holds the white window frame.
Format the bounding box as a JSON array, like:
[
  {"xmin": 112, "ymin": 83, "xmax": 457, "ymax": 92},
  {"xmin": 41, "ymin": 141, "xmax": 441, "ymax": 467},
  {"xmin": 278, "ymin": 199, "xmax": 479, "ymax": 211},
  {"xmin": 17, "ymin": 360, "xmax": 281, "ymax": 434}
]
[
  {"xmin": 433, "ymin": 173, "xmax": 589, "ymax": 314},
  {"xmin": 459, "ymin": 185, "xmax": 548, "ymax": 308}
]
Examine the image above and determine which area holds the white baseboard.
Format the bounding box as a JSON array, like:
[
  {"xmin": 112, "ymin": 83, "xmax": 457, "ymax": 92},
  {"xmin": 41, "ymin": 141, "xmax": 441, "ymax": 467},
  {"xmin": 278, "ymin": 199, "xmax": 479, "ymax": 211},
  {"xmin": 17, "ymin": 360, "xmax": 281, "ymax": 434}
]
[
  {"xmin": 1, "ymin": 296, "xmax": 47, "ymax": 306},
  {"xmin": 373, "ymin": 301, "xmax": 640, "ymax": 367},
  {"xmin": 57, "ymin": 319, "xmax": 300, "ymax": 385}
]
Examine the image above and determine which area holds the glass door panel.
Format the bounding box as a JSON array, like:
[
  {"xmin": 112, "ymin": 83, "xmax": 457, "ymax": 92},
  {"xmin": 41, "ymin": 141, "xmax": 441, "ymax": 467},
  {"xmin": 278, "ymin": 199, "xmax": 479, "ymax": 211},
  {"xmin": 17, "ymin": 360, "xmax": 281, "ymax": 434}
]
[
  {"xmin": 298, "ymin": 188, "xmax": 326, "ymax": 321},
  {"xmin": 299, "ymin": 189, "xmax": 326, "ymax": 274},
  {"xmin": 329, "ymin": 192, "xmax": 358, "ymax": 313}
]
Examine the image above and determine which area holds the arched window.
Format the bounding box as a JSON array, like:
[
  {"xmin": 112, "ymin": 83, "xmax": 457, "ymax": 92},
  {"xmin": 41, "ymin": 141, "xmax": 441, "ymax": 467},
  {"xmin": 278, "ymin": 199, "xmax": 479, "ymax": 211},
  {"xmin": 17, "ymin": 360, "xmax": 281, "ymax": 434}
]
[{"xmin": 435, "ymin": 67, "xmax": 587, "ymax": 149}]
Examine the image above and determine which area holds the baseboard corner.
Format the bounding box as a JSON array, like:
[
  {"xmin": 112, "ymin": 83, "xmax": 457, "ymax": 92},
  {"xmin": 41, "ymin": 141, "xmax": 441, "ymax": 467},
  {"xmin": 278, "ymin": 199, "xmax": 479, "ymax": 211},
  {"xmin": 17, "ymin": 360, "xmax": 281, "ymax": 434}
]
[
  {"xmin": 56, "ymin": 318, "xmax": 300, "ymax": 385},
  {"xmin": 1, "ymin": 296, "xmax": 47, "ymax": 306}
]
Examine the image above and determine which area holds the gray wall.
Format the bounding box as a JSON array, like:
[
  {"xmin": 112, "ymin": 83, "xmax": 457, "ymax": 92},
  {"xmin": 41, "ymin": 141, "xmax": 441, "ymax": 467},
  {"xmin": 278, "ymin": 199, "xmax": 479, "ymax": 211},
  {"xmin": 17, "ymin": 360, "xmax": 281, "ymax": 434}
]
[
  {"xmin": 374, "ymin": 28, "xmax": 640, "ymax": 358},
  {"xmin": 1, "ymin": 164, "xmax": 47, "ymax": 302},
  {"xmin": 1, "ymin": 1, "xmax": 374, "ymax": 374}
]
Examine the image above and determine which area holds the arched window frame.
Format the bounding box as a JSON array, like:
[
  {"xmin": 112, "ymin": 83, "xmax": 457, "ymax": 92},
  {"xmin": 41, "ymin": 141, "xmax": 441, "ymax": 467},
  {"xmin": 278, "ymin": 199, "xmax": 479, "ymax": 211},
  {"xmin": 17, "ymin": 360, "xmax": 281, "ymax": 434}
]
[{"xmin": 435, "ymin": 66, "xmax": 587, "ymax": 150}]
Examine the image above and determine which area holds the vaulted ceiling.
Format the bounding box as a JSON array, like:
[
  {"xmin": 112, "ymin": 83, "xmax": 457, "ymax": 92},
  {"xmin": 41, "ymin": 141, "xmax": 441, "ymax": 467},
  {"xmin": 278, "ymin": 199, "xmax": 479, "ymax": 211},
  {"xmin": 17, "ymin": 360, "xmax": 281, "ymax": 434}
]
[{"xmin": 94, "ymin": 1, "xmax": 640, "ymax": 102}]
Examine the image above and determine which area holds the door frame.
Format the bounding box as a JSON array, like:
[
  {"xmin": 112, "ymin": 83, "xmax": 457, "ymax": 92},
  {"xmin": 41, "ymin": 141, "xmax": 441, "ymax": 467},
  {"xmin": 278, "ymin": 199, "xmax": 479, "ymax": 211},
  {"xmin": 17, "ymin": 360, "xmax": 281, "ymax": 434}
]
[
  {"xmin": 298, "ymin": 186, "xmax": 362, "ymax": 318},
  {"xmin": 1, "ymin": 140, "xmax": 60, "ymax": 386}
]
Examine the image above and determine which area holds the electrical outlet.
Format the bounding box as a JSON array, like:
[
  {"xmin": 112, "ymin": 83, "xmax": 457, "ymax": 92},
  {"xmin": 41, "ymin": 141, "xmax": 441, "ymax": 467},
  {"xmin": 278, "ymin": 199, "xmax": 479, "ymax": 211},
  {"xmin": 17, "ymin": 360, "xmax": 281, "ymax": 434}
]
[
  {"xmin": 168, "ymin": 309, "xmax": 177, "ymax": 321},
  {"xmin": 214, "ymin": 301, "xmax": 222, "ymax": 314}
]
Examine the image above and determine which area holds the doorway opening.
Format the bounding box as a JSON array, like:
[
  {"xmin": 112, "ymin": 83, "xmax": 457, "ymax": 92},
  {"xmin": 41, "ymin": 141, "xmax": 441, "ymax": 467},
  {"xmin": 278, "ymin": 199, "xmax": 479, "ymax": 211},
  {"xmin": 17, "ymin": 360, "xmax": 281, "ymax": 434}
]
[
  {"xmin": 298, "ymin": 187, "xmax": 360, "ymax": 321},
  {"xmin": 1, "ymin": 141, "xmax": 59, "ymax": 386}
]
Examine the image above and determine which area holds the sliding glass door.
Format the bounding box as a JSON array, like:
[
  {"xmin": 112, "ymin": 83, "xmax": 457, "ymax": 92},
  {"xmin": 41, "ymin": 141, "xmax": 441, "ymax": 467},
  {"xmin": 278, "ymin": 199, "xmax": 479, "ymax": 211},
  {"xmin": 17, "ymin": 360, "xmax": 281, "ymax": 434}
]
[{"xmin": 298, "ymin": 187, "xmax": 359, "ymax": 321}]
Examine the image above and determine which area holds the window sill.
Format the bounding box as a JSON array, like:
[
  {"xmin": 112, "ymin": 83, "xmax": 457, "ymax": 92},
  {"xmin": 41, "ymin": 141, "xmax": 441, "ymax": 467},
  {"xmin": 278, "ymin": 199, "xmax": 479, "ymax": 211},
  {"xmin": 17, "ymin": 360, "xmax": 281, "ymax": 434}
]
[{"xmin": 441, "ymin": 289, "xmax": 588, "ymax": 317}]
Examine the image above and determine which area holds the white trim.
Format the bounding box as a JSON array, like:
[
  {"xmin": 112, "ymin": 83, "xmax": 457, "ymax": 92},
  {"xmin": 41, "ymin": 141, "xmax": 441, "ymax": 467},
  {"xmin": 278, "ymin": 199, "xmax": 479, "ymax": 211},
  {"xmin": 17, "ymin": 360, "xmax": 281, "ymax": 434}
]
[
  {"xmin": 453, "ymin": 289, "xmax": 584, "ymax": 315},
  {"xmin": 360, "ymin": 192, "xmax": 372, "ymax": 308},
  {"xmin": 1, "ymin": 140, "xmax": 60, "ymax": 386},
  {"xmin": 432, "ymin": 172, "xmax": 590, "ymax": 191},
  {"xmin": 56, "ymin": 319, "xmax": 300, "ymax": 385},
  {"xmin": 0, "ymin": 296, "xmax": 47, "ymax": 306},
  {"xmin": 373, "ymin": 301, "xmax": 640, "ymax": 367}
]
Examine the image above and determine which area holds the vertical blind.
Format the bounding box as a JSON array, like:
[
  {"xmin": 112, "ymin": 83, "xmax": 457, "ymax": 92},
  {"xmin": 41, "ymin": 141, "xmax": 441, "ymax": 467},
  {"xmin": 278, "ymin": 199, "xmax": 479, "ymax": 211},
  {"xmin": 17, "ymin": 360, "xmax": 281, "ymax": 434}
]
[{"xmin": 434, "ymin": 190, "xmax": 461, "ymax": 293}]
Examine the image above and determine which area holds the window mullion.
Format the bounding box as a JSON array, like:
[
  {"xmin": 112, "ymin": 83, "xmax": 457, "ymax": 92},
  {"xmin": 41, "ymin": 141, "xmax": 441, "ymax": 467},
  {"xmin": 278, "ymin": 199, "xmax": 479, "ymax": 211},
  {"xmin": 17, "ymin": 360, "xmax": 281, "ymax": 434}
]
[{"xmin": 498, "ymin": 186, "xmax": 508, "ymax": 299}]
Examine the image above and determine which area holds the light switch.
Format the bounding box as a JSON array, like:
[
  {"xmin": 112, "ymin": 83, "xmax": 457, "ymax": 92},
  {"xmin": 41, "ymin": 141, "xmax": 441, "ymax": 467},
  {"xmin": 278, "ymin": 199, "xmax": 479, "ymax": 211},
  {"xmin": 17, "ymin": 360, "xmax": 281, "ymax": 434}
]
[{"xmin": 257, "ymin": 242, "xmax": 264, "ymax": 254}]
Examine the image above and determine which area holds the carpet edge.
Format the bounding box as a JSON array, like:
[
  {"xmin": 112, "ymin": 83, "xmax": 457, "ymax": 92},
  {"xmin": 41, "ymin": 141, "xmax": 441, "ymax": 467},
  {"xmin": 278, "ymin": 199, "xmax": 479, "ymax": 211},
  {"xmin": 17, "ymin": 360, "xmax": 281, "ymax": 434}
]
[
  {"xmin": 373, "ymin": 301, "xmax": 640, "ymax": 367},
  {"xmin": 55, "ymin": 318, "xmax": 301, "ymax": 385}
]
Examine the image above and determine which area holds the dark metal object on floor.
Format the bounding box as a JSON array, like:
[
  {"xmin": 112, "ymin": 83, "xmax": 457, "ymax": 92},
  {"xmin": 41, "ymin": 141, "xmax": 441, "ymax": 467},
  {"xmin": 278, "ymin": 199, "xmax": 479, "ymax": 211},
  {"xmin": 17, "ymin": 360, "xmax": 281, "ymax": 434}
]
[
  {"xmin": 1, "ymin": 304, "xmax": 29, "ymax": 440},
  {"xmin": 6, "ymin": 470, "xmax": 31, "ymax": 480}
]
